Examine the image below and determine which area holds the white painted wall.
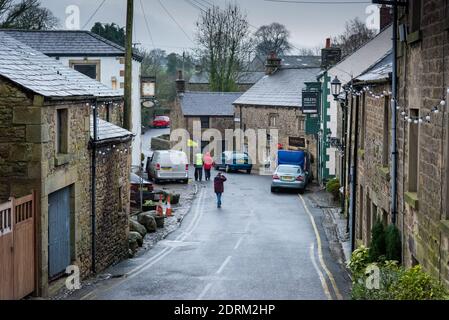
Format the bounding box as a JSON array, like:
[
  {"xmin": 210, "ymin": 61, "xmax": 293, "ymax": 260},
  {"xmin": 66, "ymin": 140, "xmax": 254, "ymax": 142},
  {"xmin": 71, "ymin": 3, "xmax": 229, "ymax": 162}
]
[{"xmin": 55, "ymin": 56, "xmax": 142, "ymax": 167}]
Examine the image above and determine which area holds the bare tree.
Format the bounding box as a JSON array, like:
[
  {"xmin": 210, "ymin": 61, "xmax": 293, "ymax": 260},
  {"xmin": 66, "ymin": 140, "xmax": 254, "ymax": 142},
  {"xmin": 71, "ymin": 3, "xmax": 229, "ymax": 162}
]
[
  {"xmin": 297, "ymin": 46, "xmax": 321, "ymax": 56},
  {"xmin": 253, "ymin": 22, "xmax": 292, "ymax": 57},
  {"xmin": 0, "ymin": 0, "xmax": 59, "ymax": 29},
  {"xmin": 333, "ymin": 17, "xmax": 376, "ymax": 58},
  {"xmin": 196, "ymin": 3, "xmax": 251, "ymax": 92}
]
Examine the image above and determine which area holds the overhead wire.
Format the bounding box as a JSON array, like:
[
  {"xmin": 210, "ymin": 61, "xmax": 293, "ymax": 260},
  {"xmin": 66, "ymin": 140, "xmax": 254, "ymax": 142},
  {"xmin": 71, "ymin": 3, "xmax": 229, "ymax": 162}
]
[
  {"xmin": 157, "ymin": 0, "xmax": 195, "ymax": 44},
  {"xmin": 82, "ymin": 0, "xmax": 107, "ymax": 29}
]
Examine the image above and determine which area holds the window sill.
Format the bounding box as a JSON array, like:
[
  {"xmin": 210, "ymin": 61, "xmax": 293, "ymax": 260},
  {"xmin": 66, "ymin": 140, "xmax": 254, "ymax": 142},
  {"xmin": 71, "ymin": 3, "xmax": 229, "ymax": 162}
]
[
  {"xmin": 377, "ymin": 166, "xmax": 390, "ymax": 181},
  {"xmin": 55, "ymin": 153, "xmax": 73, "ymax": 167},
  {"xmin": 405, "ymin": 192, "xmax": 419, "ymax": 210},
  {"xmin": 407, "ymin": 30, "xmax": 422, "ymax": 45}
]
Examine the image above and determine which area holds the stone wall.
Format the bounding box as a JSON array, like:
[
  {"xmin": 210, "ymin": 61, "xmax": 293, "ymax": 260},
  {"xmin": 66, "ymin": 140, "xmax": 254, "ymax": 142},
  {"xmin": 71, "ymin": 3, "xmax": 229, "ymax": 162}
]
[
  {"xmin": 396, "ymin": 0, "xmax": 449, "ymax": 287},
  {"xmin": 234, "ymin": 104, "xmax": 317, "ymax": 173},
  {"xmin": 354, "ymin": 84, "xmax": 392, "ymax": 245},
  {"xmin": 94, "ymin": 142, "xmax": 131, "ymax": 272},
  {"xmin": 0, "ymin": 76, "xmax": 131, "ymax": 295}
]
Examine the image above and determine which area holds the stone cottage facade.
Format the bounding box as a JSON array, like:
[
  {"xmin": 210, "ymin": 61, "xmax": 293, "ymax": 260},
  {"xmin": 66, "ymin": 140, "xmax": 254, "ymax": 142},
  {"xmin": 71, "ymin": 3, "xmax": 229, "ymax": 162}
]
[
  {"xmin": 347, "ymin": 52, "xmax": 394, "ymax": 246},
  {"xmin": 233, "ymin": 54, "xmax": 321, "ymax": 173},
  {"xmin": 0, "ymin": 29, "xmax": 143, "ymax": 168},
  {"xmin": 395, "ymin": 0, "xmax": 449, "ymax": 287},
  {"xmin": 171, "ymin": 73, "xmax": 241, "ymax": 159},
  {"xmin": 0, "ymin": 34, "xmax": 132, "ymax": 297}
]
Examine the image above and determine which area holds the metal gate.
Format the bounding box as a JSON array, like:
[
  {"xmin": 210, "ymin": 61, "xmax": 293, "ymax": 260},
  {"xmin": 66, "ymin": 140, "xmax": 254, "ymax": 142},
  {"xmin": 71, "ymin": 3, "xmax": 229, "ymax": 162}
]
[
  {"xmin": 48, "ymin": 187, "xmax": 71, "ymax": 279},
  {"xmin": 0, "ymin": 193, "xmax": 36, "ymax": 300}
]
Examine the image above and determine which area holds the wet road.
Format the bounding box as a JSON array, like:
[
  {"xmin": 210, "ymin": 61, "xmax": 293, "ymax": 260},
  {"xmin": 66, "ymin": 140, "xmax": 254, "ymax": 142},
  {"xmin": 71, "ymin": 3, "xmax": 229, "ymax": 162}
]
[{"xmin": 80, "ymin": 170, "xmax": 350, "ymax": 300}]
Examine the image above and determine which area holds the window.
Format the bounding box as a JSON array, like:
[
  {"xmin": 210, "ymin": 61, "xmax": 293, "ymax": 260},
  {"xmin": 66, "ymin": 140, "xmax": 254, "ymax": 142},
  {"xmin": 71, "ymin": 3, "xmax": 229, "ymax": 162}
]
[
  {"xmin": 269, "ymin": 114, "xmax": 278, "ymax": 127},
  {"xmin": 200, "ymin": 116, "xmax": 210, "ymax": 129},
  {"xmin": 69, "ymin": 60, "xmax": 100, "ymax": 80},
  {"xmin": 382, "ymin": 97, "xmax": 390, "ymax": 167},
  {"xmin": 408, "ymin": 109, "xmax": 419, "ymax": 193},
  {"xmin": 410, "ymin": 0, "xmax": 422, "ymax": 33},
  {"xmin": 297, "ymin": 116, "xmax": 305, "ymax": 131},
  {"xmin": 366, "ymin": 195, "xmax": 372, "ymax": 244},
  {"xmin": 358, "ymin": 186, "xmax": 364, "ymax": 240},
  {"xmin": 56, "ymin": 109, "xmax": 68, "ymax": 154}
]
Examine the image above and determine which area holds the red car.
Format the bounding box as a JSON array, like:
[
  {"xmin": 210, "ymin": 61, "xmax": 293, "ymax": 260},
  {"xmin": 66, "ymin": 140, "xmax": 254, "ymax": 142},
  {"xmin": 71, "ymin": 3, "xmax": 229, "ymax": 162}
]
[{"xmin": 152, "ymin": 116, "xmax": 170, "ymax": 128}]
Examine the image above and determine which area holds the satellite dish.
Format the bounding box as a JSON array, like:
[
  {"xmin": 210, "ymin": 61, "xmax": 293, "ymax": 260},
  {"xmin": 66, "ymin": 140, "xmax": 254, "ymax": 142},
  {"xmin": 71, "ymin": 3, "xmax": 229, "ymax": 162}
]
[{"xmin": 142, "ymin": 100, "xmax": 155, "ymax": 108}]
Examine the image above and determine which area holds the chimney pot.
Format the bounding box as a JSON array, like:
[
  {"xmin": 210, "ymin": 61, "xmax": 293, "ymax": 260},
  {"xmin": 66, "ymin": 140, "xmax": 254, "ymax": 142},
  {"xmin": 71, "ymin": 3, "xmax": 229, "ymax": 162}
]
[
  {"xmin": 176, "ymin": 70, "xmax": 185, "ymax": 94},
  {"xmin": 379, "ymin": 5, "xmax": 393, "ymax": 31},
  {"xmin": 326, "ymin": 38, "xmax": 331, "ymax": 49},
  {"xmin": 265, "ymin": 52, "xmax": 282, "ymax": 75}
]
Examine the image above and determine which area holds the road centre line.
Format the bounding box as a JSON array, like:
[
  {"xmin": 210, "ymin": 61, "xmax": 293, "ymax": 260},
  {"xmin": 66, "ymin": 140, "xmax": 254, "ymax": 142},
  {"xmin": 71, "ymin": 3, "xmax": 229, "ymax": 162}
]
[
  {"xmin": 216, "ymin": 256, "xmax": 232, "ymax": 275},
  {"xmin": 234, "ymin": 236, "xmax": 245, "ymax": 250},
  {"xmin": 197, "ymin": 282, "xmax": 213, "ymax": 300},
  {"xmin": 299, "ymin": 194, "xmax": 343, "ymax": 300}
]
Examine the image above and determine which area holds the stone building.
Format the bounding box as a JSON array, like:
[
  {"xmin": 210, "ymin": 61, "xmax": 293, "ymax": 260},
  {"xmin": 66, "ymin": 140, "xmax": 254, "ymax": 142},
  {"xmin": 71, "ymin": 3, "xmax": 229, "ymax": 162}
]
[
  {"xmin": 348, "ymin": 52, "xmax": 394, "ymax": 246},
  {"xmin": 233, "ymin": 54, "xmax": 320, "ymax": 173},
  {"xmin": 0, "ymin": 29, "xmax": 143, "ymax": 168},
  {"xmin": 394, "ymin": 0, "xmax": 449, "ymax": 287},
  {"xmin": 171, "ymin": 72, "xmax": 241, "ymax": 157},
  {"xmin": 0, "ymin": 34, "xmax": 132, "ymax": 297}
]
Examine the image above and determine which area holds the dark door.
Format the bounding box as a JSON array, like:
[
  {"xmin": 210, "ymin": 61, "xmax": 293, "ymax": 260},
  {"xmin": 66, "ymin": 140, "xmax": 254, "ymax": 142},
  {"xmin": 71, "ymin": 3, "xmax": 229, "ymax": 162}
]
[{"xmin": 48, "ymin": 187, "xmax": 71, "ymax": 279}]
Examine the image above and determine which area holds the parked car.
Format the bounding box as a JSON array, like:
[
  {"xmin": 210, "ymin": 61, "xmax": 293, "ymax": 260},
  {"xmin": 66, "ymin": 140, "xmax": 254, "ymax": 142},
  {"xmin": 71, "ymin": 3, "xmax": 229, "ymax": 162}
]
[
  {"xmin": 152, "ymin": 116, "xmax": 170, "ymax": 128},
  {"xmin": 214, "ymin": 151, "xmax": 252, "ymax": 174},
  {"xmin": 146, "ymin": 150, "xmax": 189, "ymax": 184},
  {"xmin": 271, "ymin": 165, "xmax": 307, "ymax": 194}
]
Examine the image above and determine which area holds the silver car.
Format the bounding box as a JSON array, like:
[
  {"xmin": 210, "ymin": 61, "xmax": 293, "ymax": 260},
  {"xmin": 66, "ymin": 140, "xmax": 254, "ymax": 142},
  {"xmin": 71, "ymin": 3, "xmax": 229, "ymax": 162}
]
[
  {"xmin": 271, "ymin": 165, "xmax": 306, "ymax": 194},
  {"xmin": 146, "ymin": 150, "xmax": 189, "ymax": 184}
]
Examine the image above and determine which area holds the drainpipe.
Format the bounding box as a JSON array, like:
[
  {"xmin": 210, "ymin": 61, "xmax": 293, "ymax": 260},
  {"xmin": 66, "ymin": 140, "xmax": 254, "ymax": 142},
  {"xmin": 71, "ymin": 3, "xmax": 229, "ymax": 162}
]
[
  {"xmin": 340, "ymin": 99, "xmax": 348, "ymax": 216},
  {"xmin": 347, "ymin": 94, "xmax": 354, "ymax": 234},
  {"xmin": 91, "ymin": 100, "xmax": 98, "ymax": 274},
  {"xmin": 350, "ymin": 95, "xmax": 360, "ymax": 251},
  {"xmin": 391, "ymin": 1, "xmax": 398, "ymax": 225}
]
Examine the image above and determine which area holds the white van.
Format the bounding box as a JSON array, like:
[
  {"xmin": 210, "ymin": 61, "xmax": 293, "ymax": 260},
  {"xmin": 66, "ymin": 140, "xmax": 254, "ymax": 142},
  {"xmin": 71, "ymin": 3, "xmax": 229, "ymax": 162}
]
[{"xmin": 146, "ymin": 150, "xmax": 189, "ymax": 184}]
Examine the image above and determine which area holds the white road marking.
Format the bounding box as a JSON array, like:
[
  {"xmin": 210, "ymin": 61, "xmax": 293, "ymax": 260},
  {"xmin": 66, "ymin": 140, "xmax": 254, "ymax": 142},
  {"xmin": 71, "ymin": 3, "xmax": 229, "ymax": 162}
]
[
  {"xmin": 81, "ymin": 189, "xmax": 206, "ymax": 299},
  {"xmin": 309, "ymin": 243, "xmax": 332, "ymax": 300},
  {"xmin": 216, "ymin": 256, "xmax": 232, "ymax": 275},
  {"xmin": 234, "ymin": 236, "xmax": 245, "ymax": 250},
  {"xmin": 197, "ymin": 282, "xmax": 213, "ymax": 300},
  {"xmin": 299, "ymin": 194, "xmax": 343, "ymax": 300}
]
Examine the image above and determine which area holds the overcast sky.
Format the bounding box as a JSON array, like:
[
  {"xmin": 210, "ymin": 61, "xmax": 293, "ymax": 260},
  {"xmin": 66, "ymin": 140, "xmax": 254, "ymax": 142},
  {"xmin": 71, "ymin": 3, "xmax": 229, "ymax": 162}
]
[{"xmin": 41, "ymin": 0, "xmax": 377, "ymax": 54}]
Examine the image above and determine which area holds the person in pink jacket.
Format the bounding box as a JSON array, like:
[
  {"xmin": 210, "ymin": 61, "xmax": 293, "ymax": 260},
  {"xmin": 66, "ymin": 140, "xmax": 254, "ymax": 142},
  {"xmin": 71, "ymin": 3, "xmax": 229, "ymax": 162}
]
[{"xmin": 203, "ymin": 152, "xmax": 213, "ymax": 181}]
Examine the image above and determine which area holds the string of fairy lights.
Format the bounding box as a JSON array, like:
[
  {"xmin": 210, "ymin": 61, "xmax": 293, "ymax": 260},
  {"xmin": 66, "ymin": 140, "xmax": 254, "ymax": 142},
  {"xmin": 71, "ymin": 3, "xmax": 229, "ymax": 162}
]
[
  {"xmin": 86, "ymin": 102, "xmax": 131, "ymax": 157},
  {"xmin": 343, "ymin": 86, "xmax": 449, "ymax": 125}
]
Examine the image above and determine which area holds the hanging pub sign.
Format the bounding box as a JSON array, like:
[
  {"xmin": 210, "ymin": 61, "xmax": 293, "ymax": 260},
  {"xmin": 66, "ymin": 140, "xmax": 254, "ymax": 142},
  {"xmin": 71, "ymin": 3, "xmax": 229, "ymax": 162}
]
[
  {"xmin": 302, "ymin": 90, "xmax": 319, "ymax": 114},
  {"xmin": 141, "ymin": 76, "xmax": 156, "ymax": 99}
]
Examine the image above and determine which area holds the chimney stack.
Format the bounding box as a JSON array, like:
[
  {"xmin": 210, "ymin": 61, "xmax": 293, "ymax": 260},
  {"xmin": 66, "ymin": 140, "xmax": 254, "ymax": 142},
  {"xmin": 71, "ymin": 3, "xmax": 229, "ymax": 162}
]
[
  {"xmin": 176, "ymin": 70, "xmax": 185, "ymax": 94},
  {"xmin": 379, "ymin": 5, "xmax": 393, "ymax": 31},
  {"xmin": 321, "ymin": 38, "xmax": 341, "ymax": 69},
  {"xmin": 265, "ymin": 52, "xmax": 282, "ymax": 75}
]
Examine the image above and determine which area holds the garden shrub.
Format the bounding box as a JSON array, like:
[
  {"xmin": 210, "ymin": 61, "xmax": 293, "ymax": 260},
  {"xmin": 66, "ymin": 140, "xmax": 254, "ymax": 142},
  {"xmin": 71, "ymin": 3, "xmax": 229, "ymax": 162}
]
[
  {"xmin": 385, "ymin": 224, "xmax": 402, "ymax": 263},
  {"xmin": 326, "ymin": 178, "xmax": 341, "ymax": 201},
  {"xmin": 369, "ymin": 219, "xmax": 386, "ymax": 262}
]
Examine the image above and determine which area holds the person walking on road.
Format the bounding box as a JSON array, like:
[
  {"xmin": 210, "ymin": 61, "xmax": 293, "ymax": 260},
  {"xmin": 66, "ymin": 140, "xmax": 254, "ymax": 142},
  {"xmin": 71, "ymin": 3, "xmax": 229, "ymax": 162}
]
[
  {"xmin": 203, "ymin": 152, "xmax": 213, "ymax": 181},
  {"xmin": 214, "ymin": 172, "xmax": 227, "ymax": 208},
  {"xmin": 194, "ymin": 152, "xmax": 204, "ymax": 182}
]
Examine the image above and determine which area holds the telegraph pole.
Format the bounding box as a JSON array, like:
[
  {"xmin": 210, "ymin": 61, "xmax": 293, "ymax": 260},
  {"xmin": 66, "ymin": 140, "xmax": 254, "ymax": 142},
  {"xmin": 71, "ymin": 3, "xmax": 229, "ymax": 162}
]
[{"xmin": 124, "ymin": 0, "xmax": 134, "ymax": 130}]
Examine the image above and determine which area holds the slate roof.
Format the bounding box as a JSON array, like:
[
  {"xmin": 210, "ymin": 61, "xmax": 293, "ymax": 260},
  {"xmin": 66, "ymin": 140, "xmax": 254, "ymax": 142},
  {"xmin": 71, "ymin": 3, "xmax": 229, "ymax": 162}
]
[
  {"xmin": 327, "ymin": 25, "xmax": 392, "ymax": 85},
  {"xmin": 189, "ymin": 71, "xmax": 265, "ymax": 85},
  {"xmin": 233, "ymin": 68, "xmax": 320, "ymax": 107},
  {"xmin": 91, "ymin": 117, "xmax": 134, "ymax": 141},
  {"xmin": 356, "ymin": 51, "xmax": 392, "ymax": 82},
  {"xmin": 248, "ymin": 55, "xmax": 322, "ymax": 72},
  {"xmin": 0, "ymin": 33, "xmax": 122, "ymax": 98},
  {"xmin": 180, "ymin": 92, "xmax": 242, "ymax": 116},
  {"xmin": 0, "ymin": 29, "xmax": 143, "ymax": 61}
]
